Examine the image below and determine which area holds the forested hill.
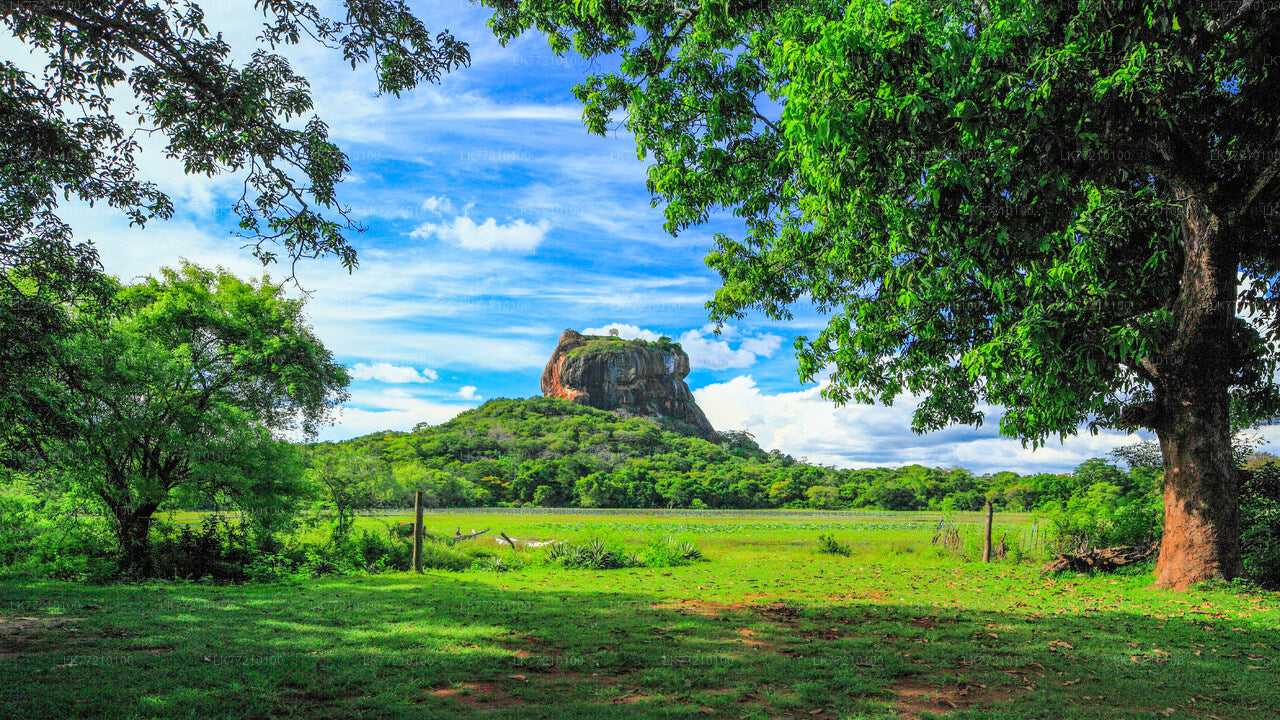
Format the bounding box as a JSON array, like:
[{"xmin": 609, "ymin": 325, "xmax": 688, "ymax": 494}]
[{"xmin": 317, "ymin": 397, "xmax": 1157, "ymax": 514}]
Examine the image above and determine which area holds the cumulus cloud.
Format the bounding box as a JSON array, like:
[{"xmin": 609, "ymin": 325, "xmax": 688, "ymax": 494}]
[
  {"xmin": 422, "ymin": 196, "xmax": 454, "ymax": 215},
  {"xmin": 458, "ymin": 385, "xmax": 482, "ymax": 401},
  {"xmin": 321, "ymin": 389, "xmax": 473, "ymax": 440},
  {"xmin": 411, "ymin": 215, "xmax": 550, "ymax": 252},
  {"xmin": 693, "ymin": 375, "xmax": 1148, "ymax": 474},
  {"xmin": 582, "ymin": 323, "xmax": 784, "ymax": 371},
  {"xmin": 348, "ymin": 362, "xmax": 438, "ymax": 384},
  {"xmin": 740, "ymin": 334, "xmax": 785, "ymax": 357},
  {"xmin": 581, "ymin": 323, "xmax": 663, "ymax": 341}
]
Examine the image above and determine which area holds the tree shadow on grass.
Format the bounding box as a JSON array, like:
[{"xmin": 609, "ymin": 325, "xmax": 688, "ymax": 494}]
[{"xmin": 0, "ymin": 574, "xmax": 1276, "ymax": 719}]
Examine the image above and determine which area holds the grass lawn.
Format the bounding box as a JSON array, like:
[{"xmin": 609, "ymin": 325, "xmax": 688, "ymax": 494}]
[{"xmin": 1, "ymin": 511, "xmax": 1276, "ymax": 719}]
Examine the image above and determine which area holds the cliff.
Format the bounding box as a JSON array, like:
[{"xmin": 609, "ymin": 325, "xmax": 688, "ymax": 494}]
[{"xmin": 541, "ymin": 329, "xmax": 714, "ymax": 434}]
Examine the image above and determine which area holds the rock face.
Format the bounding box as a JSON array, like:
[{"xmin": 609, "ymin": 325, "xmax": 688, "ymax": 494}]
[{"xmin": 542, "ymin": 329, "xmax": 714, "ymax": 434}]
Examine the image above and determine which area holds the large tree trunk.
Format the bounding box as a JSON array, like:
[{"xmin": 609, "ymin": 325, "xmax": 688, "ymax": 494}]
[
  {"xmin": 1151, "ymin": 196, "xmax": 1245, "ymax": 589},
  {"xmin": 113, "ymin": 504, "xmax": 158, "ymax": 578},
  {"xmin": 1154, "ymin": 396, "xmax": 1244, "ymax": 588}
]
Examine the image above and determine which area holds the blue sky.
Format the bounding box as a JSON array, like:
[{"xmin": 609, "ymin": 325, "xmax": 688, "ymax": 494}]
[{"xmin": 9, "ymin": 0, "xmax": 1187, "ymax": 473}]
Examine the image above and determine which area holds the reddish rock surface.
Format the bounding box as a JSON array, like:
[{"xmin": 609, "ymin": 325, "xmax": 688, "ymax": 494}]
[{"xmin": 541, "ymin": 329, "xmax": 714, "ymax": 434}]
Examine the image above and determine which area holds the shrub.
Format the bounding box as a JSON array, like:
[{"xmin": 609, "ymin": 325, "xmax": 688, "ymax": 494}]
[
  {"xmin": 153, "ymin": 515, "xmax": 257, "ymax": 581},
  {"xmin": 245, "ymin": 554, "xmax": 297, "ymax": 583},
  {"xmin": 418, "ymin": 543, "xmax": 492, "ymax": 572},
  {"xmin": 1039, "ymin": 484, "xmax": 1162, "ymax": 554},
  {"xmin": 0, "ymin": 486, "xmax": 116, "ymax": 582},
  {"xmin": 816, "ymin": 534, "xmax": 851, "ymax": 556},
  {"xmin": 354, "ymin": 529, "xmax": 412, "ymax": 571},
  {"xmin": 471, "ymin": 555, "xmax": 525, "ymax": 572},
  {"xmin": 1242, "ymin": 463, "xmax": 1280, "ymax": 588},
  {"xmin": 640, "ymin": 536, "xmax": 704, "ymax": 567},
  {"xmin": 546, "ymin": 537, "xmax": 636, "ymax": 569}
]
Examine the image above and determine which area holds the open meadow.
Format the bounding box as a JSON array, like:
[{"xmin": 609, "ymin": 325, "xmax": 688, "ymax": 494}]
[{"xmin": 2, "ymin": 510, "xmax": 1277, "ymax": 719}]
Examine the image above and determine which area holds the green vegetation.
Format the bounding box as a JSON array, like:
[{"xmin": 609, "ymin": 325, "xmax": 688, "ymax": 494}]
[
  {"xmin": 4, "ymin": 368, "xmax": 1279, "ymax": 588},
  {"xmin": 1, "ymin": 263, "xmax": 347, "ymax": 579},
  {"xmin": 320, "ymin": 397, "xmax": 1170, "ymax": 518},
  {"xmin": 2, "ymin": 511, "xmax": 1277, "ymax": 719},
  {"xmin": 816, "ymin": 533, "xmax": 851, "ymax": 557},
  {"xmin": 564, "ymin": 333, "xmax": 683, "ymax": 360},
  {"xmin": 10, "ymin": 386, "xmax": 1280, "ymax": 586},
  {"xmin": 545, "ymin": 535, "xmax": 703, "ymax": 570},
  {"xmin": 485, "ymin": 0, "xmax": 1280, "ymax": 587}
]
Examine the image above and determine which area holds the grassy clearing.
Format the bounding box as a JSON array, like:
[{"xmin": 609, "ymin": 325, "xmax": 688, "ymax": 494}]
[{"xmin": 1, "ymin": 511, "xmax": 1276, "ymax": 719}]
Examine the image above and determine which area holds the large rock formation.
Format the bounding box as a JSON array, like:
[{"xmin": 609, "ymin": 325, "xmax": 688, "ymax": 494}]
[{"xmin": 542, "ymin": 329, "xmax": 714, "ymax": 434}]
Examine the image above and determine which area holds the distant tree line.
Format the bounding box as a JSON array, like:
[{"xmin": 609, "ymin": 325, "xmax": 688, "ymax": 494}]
[{"xmin": 306, "ymin": 397, "xmax": 1160, "ymax": 515}]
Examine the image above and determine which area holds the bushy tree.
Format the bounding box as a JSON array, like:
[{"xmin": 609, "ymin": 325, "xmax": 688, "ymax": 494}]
[{"xmin": 38, "ymin": 263, "xmax": 347, "ymax": 576}]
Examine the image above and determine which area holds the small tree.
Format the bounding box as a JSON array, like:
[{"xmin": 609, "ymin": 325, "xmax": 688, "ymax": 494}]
[
  {"xmin": 307, "ymin": 447, "xmax": 390, "ymax": 539},
  {"xmin": 45, "ymin": 263, "xmax": 348, "ymax": 576}
]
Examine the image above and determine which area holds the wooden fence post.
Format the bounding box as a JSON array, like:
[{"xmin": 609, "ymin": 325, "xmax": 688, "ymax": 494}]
[
  {"xmin": 412, "ymin": 491, "xmax": 424, "ymax": 574},
  {"xmin": 982, "ymin": 500, "xmax": 994, "ymax": 562}
]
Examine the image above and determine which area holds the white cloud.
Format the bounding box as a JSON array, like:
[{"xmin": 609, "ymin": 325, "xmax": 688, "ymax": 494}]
[
  {"xmin": 677, "ymin": 329, "xmax": 761, "ymax": 370},
  {"xmin": 451, "ymin": 104, "xmax": 584, "ymax": 122},
  {"xmin": 583, "ymin": 323, "xmax": 784, "ymax": 371},
  {"xmin": 422, "ymin": 196, "xmax": 454, "ymax": 215},
  {"xmin": 412, "ymin": 215, "xmax": 550, "ymax": 252},
  {"xmin": 582, "ymin": 323, "xmax": 663, "ymax": 341},
  {"xmin": 323, "ymin": 390, "xmax": 473, "ymax": 440},
  {"xmin": 740, "ymin": 334, "xmax": 785, "ymax": 357},
  {"xmin": 348, "ymin": 362, "xmax": 438, "ymax": 384},
  {"xmin": 458, "ymin": 385, "xmax": 482, "ymax": 401},
  {"xmin": 694, "ymin": 376, "xmax": 1148, "ymax": 474}
]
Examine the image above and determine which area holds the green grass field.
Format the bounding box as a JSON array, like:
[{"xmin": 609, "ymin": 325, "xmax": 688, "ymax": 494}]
[{"xmin": 2, "ymin": 510, "xmax": 1277, "ymax": 719}]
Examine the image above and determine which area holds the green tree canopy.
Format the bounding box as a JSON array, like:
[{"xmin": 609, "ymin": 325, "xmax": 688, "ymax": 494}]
[{"xmin": 40, "ymin": 262, "xmax": 348, "ymax": 575}]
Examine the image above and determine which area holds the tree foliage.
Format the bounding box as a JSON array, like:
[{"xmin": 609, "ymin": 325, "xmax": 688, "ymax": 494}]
[
  {"xmin": 36, "ymin": 263, "xmax": 347, "ymax": 575},
  {"xmin": 2, "ymin": 0, "xmax": 469, "ymax": 284},
  {"xmin": 486, "ymin": 0, "xmax": 1280, "ymax": 437}
]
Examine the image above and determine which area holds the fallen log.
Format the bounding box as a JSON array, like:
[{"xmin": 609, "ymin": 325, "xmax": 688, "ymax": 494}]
[
  {"xmin": 447, "ymin": 528, "xmax": 490, "ymax": 546},
  {"xmin": 1041, "ymin": 542, "xmax": 1159, "ymax": 575}
]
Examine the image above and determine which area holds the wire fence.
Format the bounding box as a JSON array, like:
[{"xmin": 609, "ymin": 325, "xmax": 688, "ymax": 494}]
[{"xmin": 348, "ymin": 506, "xmax": 1036, "ymax": 524}]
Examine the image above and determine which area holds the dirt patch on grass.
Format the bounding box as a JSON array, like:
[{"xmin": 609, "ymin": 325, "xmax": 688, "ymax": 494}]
[
  {"xmin": 797, "ymin": 624, "xmax": 856, "ymax": 641},
  {"xmin": 429, "ymin": 681, "xmax": 524, "ymax": 708},
  {"xmin": 497, "ymin": 632, "xmax": 553, "ymax": 660},
  {"xmin": 891, "ymin": 677, "xmax": 1028, "ymax": 719},
  {"xmin": 0, "ymin": 616, "xmax": 85, "ymax": 633},
  {"xmin": 0, "ymin": 616, "xmax": 86, "ymax": 657},
  {"xmin": 733, "ymin": 626, "xmax": 786, "ymax": 653},
  {"xmin": 427, "ymin": 670, "xmax": 632, "ymax": 710},
  {"xmin": 752, "ymin": 601, "xmax": 801, "ymax": 624},
  {"xmin": 652, "ymin": 599, "xmax": 747, "ymax": 617}
]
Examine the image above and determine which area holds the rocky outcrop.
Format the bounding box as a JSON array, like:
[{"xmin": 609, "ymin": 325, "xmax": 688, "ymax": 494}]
[{"xmin": 542, "ymin": 329, "xmax": 714, "ymax": 434}]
